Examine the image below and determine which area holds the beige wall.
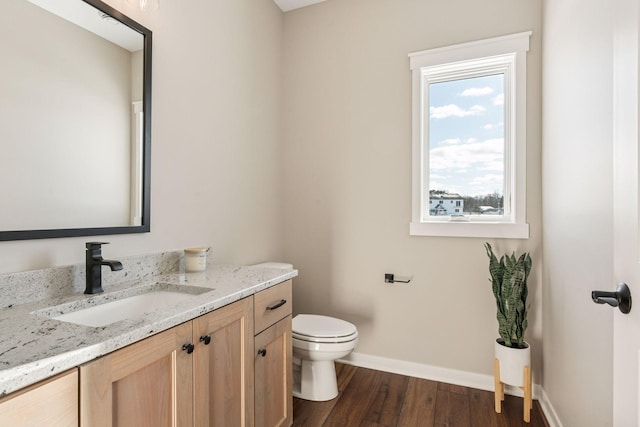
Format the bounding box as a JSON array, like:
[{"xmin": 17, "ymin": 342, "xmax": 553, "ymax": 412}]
[
  {"xmin": 542, "ymin": 0, "xmax": 614, "ymax": 425},
  {"xmin": 0, "ymin": 0, "xmax": 284, "ymax": 273},
  {"xmin": 282, "ymin": 0, "xmax": 543, "ymax": 379}
]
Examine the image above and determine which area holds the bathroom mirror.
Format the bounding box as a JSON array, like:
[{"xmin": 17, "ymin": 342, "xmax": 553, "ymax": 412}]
[{"xmin": 0, "ymin": 0, "xmax": 151, "ymax": 241}]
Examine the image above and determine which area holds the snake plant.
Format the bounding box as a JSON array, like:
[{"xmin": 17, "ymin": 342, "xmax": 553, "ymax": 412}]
[{"xmin": 484, "ymin": 243, "xmax": 532, "ymax": 348}]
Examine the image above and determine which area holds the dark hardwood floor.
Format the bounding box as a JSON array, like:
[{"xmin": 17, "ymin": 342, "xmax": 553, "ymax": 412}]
[{"xmin": 293, "ymin": 363, "xmax": 550, "ymax": 427}]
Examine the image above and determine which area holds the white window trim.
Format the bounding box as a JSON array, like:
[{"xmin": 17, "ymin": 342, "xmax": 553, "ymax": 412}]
[{"xmin": 408, "ymin": 32, "xmax": 532, "ymax": 239}]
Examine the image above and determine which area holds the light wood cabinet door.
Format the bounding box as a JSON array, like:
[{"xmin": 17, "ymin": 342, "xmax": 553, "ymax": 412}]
[
  {"xmin": 255, "ymin": 315, "xmax": 292, "ymax": 427},
  {"xmin": 80, "ymin": 322, "xmax": 193, "ymax": 427},
  {"xmin": 193, "ymin": 297, "xmax": 254, "ymax": 427},
  {"xmin": 0, "ymin": 369, "xmax": 78, "ymax": 427}
]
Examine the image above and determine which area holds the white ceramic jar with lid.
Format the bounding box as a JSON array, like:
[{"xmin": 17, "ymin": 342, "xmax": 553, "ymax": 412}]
[{"xmin": 184, "ymin": 247, "xmax": 208, "ymax": 272}]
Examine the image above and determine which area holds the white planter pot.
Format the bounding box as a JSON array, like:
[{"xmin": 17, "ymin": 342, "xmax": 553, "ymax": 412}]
[{"xmin": 494, "ymin": 339, "xmax": 530, "ymax": 387}]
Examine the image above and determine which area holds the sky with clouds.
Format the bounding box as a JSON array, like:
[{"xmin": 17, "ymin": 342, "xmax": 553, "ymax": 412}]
[{"xmin": 428, "ymin": 73, "xmax": 504, "ymax": 198}]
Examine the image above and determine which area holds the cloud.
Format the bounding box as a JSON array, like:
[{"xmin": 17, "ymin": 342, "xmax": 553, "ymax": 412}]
[
  {"xmin": 460, "ymin": 87, "xmax": 494, "ymax": 97},
  {"xmin": 430, "ymin": 138, "xmax": 504, "ymax": 172},
  {"xmin": 483, "ymin": 122, "xmax": 504, "ymax": 131},
  {"xmin": 493, "ymin": 93, "xmax": 504, "ymax": 106},
  {"xmin": 430, "ymin": 173, "xmax": 448, "ymax": 181},
  {"xmin": 430, "ymin": 104, "xmax": 486, "ymax": 119},
  {"xmin": 470, "ymin": 173, "xmax": 504, "ymax": 189},
  {"xmin": 479, "ymin": 160, "xmax": 504, "ymax": 171}
]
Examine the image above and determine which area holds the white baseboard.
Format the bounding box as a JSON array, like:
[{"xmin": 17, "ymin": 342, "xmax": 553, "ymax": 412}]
[
  {"xmin": 339, "ymin": 351, "xmax": 562, "ymax": 427},
  {"xmin": 536, "ymin": 386, "xmax": 563, "ymax": 427}
]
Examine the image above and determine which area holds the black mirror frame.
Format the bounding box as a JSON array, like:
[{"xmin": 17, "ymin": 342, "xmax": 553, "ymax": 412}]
[{"xmin": 0, "ymin": 0, "xmax": 152, "ymax": 241}]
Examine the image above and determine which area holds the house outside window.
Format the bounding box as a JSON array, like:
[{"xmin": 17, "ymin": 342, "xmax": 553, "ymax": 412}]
[
  {"xmin": 429, "ymin": 191, "xmax": 464, "ymax": 216},
  {"xmin": 409, "ymin": 32, "xmax": 531, "ymax": 238}
]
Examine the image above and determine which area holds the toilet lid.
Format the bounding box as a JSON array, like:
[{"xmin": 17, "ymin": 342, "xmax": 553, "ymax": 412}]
[{"xmin": 293, "ymin": 314, "xmax": 357, "ymax": 339}]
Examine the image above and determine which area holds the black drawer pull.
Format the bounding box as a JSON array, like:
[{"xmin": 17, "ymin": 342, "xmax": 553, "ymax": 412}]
[
  {"xmin": 258, "ymin": 348, "xmax": 267, "ymax": 357},
  {"xmin": 266, "ymin": 299, "xmax": 287, "ymax": 311},
  {"xmin": 182, "ymin": 343, "xmax": 195, "ymax": 354},
  {"xmin": 199, "ymin": 335, "xmax": 211, "ymax": 345}
]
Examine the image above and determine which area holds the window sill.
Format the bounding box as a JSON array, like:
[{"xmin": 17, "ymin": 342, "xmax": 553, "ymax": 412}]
[{"xmin": 410, "ymin": 221, "xmax": 530, "ymax": 239}]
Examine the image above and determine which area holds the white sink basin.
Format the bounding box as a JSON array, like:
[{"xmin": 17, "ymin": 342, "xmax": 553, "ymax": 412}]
[{"xmin": 37, "ymin": 283, "xmax": 210, "ymax": 327}]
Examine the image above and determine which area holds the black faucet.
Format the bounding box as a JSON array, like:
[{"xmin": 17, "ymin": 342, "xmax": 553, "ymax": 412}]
[{"xmin": 85, "ymin": 242, "xmax": 123, "ymax": 294}]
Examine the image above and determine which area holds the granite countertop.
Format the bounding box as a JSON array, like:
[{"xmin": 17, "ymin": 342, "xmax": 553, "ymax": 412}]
[{"xmin": 0, "ymin": 263, "xmax": 297, "ymax": 396}]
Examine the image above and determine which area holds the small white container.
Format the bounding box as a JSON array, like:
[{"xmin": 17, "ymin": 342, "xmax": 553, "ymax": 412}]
[{"xmin": 184, "ymin": 247, "xmax": 208, "ymax": 272}]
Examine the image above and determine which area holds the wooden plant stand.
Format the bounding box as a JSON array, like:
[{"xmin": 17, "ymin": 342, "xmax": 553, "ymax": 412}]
[{"xmin": 494, "ymin": 358, "xmax": 532, "ymax": 423}]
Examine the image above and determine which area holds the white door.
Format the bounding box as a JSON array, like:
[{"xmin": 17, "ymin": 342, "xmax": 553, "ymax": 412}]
[{"xmin": 613, "ymin": 0, "xmax": 640, "ymax": 425}]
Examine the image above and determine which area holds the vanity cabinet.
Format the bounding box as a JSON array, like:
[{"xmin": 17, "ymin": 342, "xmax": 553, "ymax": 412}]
[
  {"xmin": 254, "ymin": 280, "xmax": 293, "ymax": 427},
  {"xmin": 80, "ymin": 321, "xmax": 193, "ymax": 426},
  {"xmin": 80, "ymin": 296, "xmax": 254, "ymax": 427},
  {"xmin": 6, "ymin": 281, "xmax": 291, "ymax": 427},
  {"xmin": 0, "ymin": 369, "xmax": 78, "ymax": 427}
]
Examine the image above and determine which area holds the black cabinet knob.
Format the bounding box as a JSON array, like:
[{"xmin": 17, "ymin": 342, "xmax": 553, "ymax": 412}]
[
  {"xmin": 182, "ymin": 343, "xmax": 195, "ymax": 354},
  {"xmin": 199, "ymin": 335, "xmax": 211, "ymax": 345},
  {"xmin": 258, "ymin": 348, "xmax": 267, "ymax": 357}
]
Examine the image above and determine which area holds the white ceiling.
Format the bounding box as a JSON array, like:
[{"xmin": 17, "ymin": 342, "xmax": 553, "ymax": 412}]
[
  {"xmin": 273, "ymin": 0, "xmax": 329, "ymax": 12},
  {"xmin": 26, "ymin": 0, "xmax": 143, "ymax": 52}
]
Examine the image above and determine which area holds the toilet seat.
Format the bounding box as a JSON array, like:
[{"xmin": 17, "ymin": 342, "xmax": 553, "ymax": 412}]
[
  {"xmin": 292, "ymin": 331, "xmax": 358, "ymax": 344},
  {"xmin": 293, "ymin": 314, "xmax": 358, "ymax": 344}
]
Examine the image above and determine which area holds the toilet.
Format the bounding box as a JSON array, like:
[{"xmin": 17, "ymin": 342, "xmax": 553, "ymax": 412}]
[
  {"xmin": 250, "ymin": 262, "xmax": 359, "ymax": 402},
  {"xmin": 292, "ymin": 314, "xmax": 358, "ymax": 401}
]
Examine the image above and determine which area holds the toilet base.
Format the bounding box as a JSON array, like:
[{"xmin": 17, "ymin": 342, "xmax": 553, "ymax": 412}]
[{"xmin": 292, "ymin": 359, "xmax": 338, "ymax": 401}]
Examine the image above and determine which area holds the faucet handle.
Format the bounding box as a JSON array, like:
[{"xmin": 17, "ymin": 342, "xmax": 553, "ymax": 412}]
[{"xmin": 86, "ymin": 242, "xmax": 110, "ymax": 250}]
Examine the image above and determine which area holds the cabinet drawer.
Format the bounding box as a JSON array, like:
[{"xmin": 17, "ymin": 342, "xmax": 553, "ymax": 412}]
[{"xmin": 255, "ymin": 280, "xmax": 292, "ymax": 334}]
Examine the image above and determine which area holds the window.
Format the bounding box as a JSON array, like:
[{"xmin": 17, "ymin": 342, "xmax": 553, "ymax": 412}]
[{"xmin": 409, "ymin": 32, "xmax": 531, "ymax": 239}]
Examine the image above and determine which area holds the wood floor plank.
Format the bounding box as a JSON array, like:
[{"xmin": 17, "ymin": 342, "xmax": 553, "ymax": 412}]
[
  {"xmin": 532, "ymin": 401, "xmax": 551, "ymax": 427},
  {"xmin": 397, "ymin": 377, "xmax": 438, "ymax": 427},
  {"xmin": 434, "ymin": 386, "xmax": 471, "ymax": 427},
  {"xmin": 469, "ymin": 388, "xmax": 508, "ymax": 427},
  {"xmin": 335, "ymin": 363, "xmax": 358, "ymax": 392},
  {"xmin": 292, "ymin": 363, "xmax": 550, "ymax": 427},
  {"xmin": 502, "ymin": 394, "xmax": 529, "ymax": 427},
  {"xmin": 292, "ymin": 396, "xmax": 337, "ymax": 427},
  {"xmin": 323, "ymin": 367, "xmax": 382, "ymax": 426},
  {"xmin": 361, "ymin": 370, "xmax": 409, "ymax": 427},
  {"xmin": 438, "ymin": 382, "xmax": 469, "ymax": 395},
  {"xmin": 500, "ymin": 394, "xmax": 548, "ymax": 427}
]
